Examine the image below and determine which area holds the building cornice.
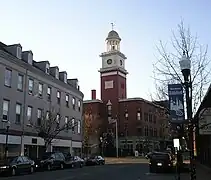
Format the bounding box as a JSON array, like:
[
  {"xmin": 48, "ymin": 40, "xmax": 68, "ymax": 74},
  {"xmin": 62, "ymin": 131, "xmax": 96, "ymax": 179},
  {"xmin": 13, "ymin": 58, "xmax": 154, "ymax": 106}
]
[
  {"xmin": 83, "ymin": 99, "xmax": 103, "ymax": 104},
  {"xmin": 119, "ymin": 97, "xmax": 166, "ymax": 109},
  {"xmin": 98, "ymin": 66, "xmax": 128, "ymax": 75},
  {"xmin": 99, "ymin": 50, "xmax": 127, "ymax": 59}
]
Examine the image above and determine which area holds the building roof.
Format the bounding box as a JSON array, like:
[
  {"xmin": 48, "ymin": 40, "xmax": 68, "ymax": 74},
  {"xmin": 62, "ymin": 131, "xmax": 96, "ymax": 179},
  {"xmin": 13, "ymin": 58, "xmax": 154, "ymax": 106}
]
[
  {"xmin": 0, "ymin": 41, "xmax": 84, "ymax": 97},
  {"xmin": 106, "ymin": 30, "xmax": 121, "ymax": 41}
]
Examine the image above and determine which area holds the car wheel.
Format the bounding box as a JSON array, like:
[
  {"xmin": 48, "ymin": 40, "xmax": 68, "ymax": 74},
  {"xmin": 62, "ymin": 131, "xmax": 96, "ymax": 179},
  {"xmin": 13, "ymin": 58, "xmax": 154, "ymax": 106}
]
[
  {"xmin": 47, "ymin": 164, "xmax": 51, "ymax": 171},
  {"xmin": 30, "ymin": 166, "xmax": 34, "ymax": 174},
  {"xmin": 11, "ymin": 168, "xmax": 16, "ymax": 176},
  {"xmin": 60, "ymin": 163, "xmax": 64, "ymax": 169}
]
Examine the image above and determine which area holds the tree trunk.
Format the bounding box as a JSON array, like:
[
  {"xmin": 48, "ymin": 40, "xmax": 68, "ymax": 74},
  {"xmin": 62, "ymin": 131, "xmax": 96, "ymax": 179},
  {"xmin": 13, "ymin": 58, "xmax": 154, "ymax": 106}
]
[{"xmin": 45, "ymin": 141, "xmax": 52, "ymax": 152}]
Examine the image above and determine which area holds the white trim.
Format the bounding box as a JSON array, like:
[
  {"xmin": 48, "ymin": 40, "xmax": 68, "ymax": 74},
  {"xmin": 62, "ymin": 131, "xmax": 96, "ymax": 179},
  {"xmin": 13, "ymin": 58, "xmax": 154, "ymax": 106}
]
[
  {"xmin": 118, "ymin": 71, "xmax": 126, "ymax": 78},
  {"xmin": 72, "ymin": 141, "xmax": 82, "ymax": 148},
  {"xmin": 52, "ymin": 138, "xmax": 72, "ymax": 147},
  {"xmin": 119, "ymin": 97, "xmax": 144, "ymax": 102},
  {"xmin": 23, "ymin": 136, "xmax": 44, "ymax": 146},
  {"xmin": 83, "ymin": 99, "xmax": 103, "ymax": 104},
  {"xmin": 101, "ymin": 71, "xmax": 117, "ymax": 76},
  {"xmin": 0, "ymin": 134, "xmax": 21, "ymax": 144},
  {"xmin": 23, "ymin": 135, "xmax": 73, "ymax": 147},
  {"xmin": 101, "ymin": 71, "xmax": 126, "ymax": 78},
  {"xmin": 0, "ymin": 134, "xmax": 82, "ymax": 149}
]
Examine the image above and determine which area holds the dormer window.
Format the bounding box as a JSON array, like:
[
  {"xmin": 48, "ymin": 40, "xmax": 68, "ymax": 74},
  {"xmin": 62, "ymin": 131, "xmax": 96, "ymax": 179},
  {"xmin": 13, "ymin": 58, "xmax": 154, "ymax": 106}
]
[
  {"xmin": 46, "ymin": 63, "xmax": 50, "ymax": 74},
  {"xmin": 55, "ymin": 69, "xmax": 59, "ymax": 79},
  {"xmin": 17, "ymin": 47, "xmax": 22, "ymax": 59}
]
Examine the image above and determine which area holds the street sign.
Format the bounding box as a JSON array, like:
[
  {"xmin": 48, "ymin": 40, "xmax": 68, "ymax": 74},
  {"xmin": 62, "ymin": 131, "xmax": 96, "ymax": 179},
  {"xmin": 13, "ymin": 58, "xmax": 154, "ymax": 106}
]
[
  {"xmin": 199, "ymin": 108, "xmax": 211, "ymax": 135},
  {"xmin": 168, "ymin": 84, "xmax": 185, "ymax": 123}
]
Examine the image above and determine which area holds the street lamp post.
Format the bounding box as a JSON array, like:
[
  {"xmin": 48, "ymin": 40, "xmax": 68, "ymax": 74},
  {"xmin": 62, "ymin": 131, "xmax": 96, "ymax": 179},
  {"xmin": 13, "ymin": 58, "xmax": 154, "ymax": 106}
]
[
  {"xmin": 100, "ymin": 136, "xmax": 104, "ymax": 156},
  {"xmin": 4, "ymin": 121, "xmax": 11, "ymax": 161},
  {"xmin": 179, "ymin": 51, "xmax": 196, "ymax": 180},
  {"xmin": 125, "ymin": 111, "xmax": 128, "ymax": 155}
]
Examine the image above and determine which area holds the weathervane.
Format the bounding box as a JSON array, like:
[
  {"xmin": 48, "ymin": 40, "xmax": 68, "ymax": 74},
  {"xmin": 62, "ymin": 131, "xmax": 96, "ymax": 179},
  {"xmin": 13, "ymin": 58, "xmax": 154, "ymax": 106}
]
[{"xmin": 111, "ymin": 23, "xmax": 115, "ymax": 30}]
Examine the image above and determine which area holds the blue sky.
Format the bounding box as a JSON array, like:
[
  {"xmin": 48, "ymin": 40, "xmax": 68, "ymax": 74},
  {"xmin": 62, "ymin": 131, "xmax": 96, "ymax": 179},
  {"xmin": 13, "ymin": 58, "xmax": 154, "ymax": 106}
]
[{"xmin": 0, "ymin": 0, "xmax": 210, "ymax": 100}]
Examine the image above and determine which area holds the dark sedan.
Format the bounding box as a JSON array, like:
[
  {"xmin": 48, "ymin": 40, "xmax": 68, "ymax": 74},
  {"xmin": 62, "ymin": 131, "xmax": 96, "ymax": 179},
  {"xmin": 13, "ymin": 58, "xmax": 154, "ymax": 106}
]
[
  {"xmin": 0, "ymin": 156, "xmax": 35, "ymax": 176},
  {"xmin": 35, "ymin": 152, "xmax": 66, "ymax": 171},
  {"xmin": 86, "ymin": 156, "xmax": 105, "ymax": 166}
]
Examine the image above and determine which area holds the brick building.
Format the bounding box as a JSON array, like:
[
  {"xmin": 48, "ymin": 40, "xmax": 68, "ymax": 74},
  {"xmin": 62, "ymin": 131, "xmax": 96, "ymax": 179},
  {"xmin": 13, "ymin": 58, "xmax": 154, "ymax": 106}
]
[{"xmin": 83, "ymin": 29, "xmax": 171, "ymax": 156}]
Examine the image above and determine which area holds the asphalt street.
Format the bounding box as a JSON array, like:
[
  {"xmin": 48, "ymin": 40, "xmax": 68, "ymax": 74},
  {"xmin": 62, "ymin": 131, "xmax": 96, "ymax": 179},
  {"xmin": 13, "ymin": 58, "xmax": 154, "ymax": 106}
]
[{"xmin": 1, "ymin": 163, "xmax": 179, "ymax": 180}]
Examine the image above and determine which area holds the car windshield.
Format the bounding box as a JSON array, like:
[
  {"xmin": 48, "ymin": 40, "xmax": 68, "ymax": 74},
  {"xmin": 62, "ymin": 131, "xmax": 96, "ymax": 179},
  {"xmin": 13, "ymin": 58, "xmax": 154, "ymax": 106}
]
[{"xmin": 152, "ymin": 153, "xmax": 170, "ymax": 160}]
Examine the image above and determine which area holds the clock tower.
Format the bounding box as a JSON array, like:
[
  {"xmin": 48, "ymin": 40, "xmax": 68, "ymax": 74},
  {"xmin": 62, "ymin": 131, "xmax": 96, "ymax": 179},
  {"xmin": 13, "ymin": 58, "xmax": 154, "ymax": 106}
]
[{"xmin": 99, "ymin": 28, "xmax": 128, "ymax": 108}]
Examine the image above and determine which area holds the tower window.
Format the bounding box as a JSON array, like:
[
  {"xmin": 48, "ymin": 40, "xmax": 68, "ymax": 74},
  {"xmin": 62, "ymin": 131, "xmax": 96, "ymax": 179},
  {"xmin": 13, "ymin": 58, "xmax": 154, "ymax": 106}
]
[
  {"xmin": 120, "ymin": 60, "xmax": 123, "ymax": 66},
  {"xmin": 112, "ymin": 45, "xmax": 115, "ymax": 50}
]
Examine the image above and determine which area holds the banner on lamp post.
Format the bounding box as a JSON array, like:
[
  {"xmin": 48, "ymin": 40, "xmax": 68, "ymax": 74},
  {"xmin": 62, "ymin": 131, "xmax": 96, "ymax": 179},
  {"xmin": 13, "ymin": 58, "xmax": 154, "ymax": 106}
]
[{"xmin": 168, "ymin": 84, "xmax": 185, "ymax": 123}]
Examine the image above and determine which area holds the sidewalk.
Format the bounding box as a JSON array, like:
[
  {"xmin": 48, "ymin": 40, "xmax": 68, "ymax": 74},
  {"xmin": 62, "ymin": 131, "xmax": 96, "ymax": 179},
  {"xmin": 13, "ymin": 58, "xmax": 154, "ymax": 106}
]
[
  {"xmin": 178, "ymin": 163, "xmax": 211, "ymax": 180},
  {"xmin": 105, "ymin": 157, "xmax": 148, "ymax": 164},
  {"xmin": 195, "ymin": 162, "xmax": 211, "ymax": 180}
]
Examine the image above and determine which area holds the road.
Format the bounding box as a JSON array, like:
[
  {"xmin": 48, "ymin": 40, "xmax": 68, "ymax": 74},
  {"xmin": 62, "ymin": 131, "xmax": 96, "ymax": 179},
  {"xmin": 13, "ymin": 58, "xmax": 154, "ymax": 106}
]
[{"xmin": 1, "ymin": 163, "xmax": 179, "ymax": 180}]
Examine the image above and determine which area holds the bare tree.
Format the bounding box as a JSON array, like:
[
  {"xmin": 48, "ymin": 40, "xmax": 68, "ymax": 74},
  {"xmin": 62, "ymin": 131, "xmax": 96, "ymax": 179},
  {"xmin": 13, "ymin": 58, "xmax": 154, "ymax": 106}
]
[
  {"xmin": 34, "ymin": 108, "xmax": 77, "ymax": 152},
  {"xmin": 152, "ymin": 20, "xmax": 210, "ymax": 114}
]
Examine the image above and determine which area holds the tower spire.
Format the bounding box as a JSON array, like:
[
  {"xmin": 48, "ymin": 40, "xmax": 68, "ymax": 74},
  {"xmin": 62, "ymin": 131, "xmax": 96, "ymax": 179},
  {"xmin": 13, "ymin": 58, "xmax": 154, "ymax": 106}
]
[{"xmin": 111, "ymin": 23, "xmax": 115, "ymax": 30}]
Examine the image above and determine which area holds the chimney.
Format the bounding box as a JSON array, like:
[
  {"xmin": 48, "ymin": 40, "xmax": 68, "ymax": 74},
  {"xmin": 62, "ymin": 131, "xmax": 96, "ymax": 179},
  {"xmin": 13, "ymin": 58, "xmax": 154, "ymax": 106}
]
[{"xmin": 91, "ymin": 89, "xmax": 96, "ymax": 100}]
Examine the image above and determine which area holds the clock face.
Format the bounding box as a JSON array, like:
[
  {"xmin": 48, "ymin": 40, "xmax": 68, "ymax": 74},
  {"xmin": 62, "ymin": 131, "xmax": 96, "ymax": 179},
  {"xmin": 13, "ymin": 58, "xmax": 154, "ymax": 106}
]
[{"xmin": 107, "ymin": 59, "xmax": 112, "ymax": 65}]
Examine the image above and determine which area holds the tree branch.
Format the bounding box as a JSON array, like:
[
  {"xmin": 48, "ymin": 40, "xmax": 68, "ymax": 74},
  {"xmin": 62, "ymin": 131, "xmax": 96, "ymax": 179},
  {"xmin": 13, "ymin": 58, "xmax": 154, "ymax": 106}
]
[
  {"xmin": 33, "ymin": 108, "xmax": 79, "ymax": 149},
  {"xmin": 152, "ymin": 20, "xmax": 211, "ymax": 115}
]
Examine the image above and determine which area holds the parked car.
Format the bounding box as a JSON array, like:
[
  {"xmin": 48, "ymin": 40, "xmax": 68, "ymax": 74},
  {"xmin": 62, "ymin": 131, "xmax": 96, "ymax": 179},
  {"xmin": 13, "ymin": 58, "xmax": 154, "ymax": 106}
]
[
  {"xmin": 71, "ymin": 156, "xmax": 85, "ymax": 168},
  {"xmin": 0, "ymin": 156, "xmax": 35, "ymax": 176},
  {"xmin": 86, "ymin": 156, "xmax": 105, "ymax": 166},
  {"xmin": 62, "ymin": 154, "xmax": 83, "ymax": 168},
  {"xmin": 36, "ymin": 152, "xmax": 66, "ymax": 171},
  {"xmin": 149, "ymin": 152, "xmax": 174, "ymax": 173}
]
